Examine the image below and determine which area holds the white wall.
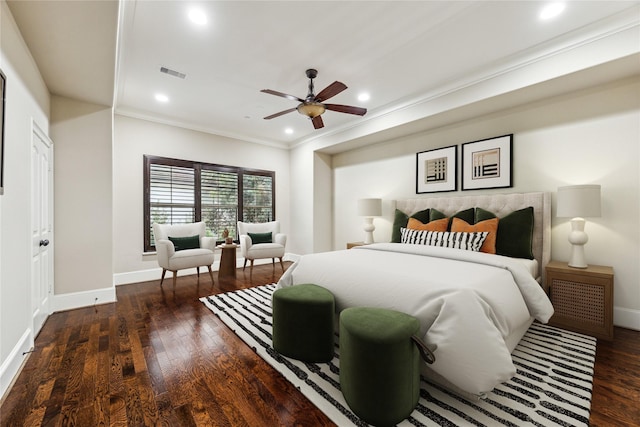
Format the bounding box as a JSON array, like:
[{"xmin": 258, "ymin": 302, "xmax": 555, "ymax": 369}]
[
  {"xmin": 288, "ymin": 144, "xmax": 315, "ymax": 255},
  {"xmin": 331, "ymin": 77, "xmax": 640, "ymax": 330},
  {"xmin": 50, "ymin": 96, "xmax": 113, "ymax": 298},
  {"xmin": 313, "ymin": 152, "xmax": 333, "ymax": 252},
  {"xmin": 0, "ymin": 0, "xmax": 50, "ymax": 397},
  {"xmin": 112, "ymin": 115, "xmax": 291, "ymax": 283},
  {"xmin": 287, "ymin": 140, "xmax": 336, "ymax": 256}
]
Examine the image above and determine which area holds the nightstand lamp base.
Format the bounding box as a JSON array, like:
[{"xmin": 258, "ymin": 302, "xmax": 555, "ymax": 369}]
[
  {"xmin": 567, "ymin": 217, "xmax": 588, "ymax": 268},
  {"xmin": 362, "ymin": 218, "xmax": 375, "ymax": 244}
]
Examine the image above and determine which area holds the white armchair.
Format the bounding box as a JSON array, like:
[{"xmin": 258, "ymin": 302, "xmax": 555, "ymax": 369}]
[
  {"xmin": 237, "ymin": 220, "xmax": 286, "ymax": 278},
  {"xmin": 152, "ymin": 221, "xmax": 216, "ymax": 287}
]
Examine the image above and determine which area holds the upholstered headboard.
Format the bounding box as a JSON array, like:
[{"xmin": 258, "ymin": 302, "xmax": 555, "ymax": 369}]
[{"xmin": 394, "ymin": 192, "xmax": 551, "ymax": 285}]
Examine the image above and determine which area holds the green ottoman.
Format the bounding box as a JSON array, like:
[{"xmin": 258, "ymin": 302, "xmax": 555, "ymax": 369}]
[
  {"xmin": 272, "ymin": 284, "xmax": 335, "ymax": 362},
  {"xmin": 339, "ymin": 307, "xmax": 421, "ymax": 427}
]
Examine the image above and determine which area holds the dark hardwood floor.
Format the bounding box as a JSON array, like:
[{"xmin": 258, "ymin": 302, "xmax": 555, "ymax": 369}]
[{"xmin": 1, "ymin": 263, "xmax": 639, "ymax": 426}]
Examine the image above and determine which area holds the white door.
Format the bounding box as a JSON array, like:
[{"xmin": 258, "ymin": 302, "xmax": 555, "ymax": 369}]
[{"xmin": 31, "ymin": 123, "xmax": 53, "ymax": 336}]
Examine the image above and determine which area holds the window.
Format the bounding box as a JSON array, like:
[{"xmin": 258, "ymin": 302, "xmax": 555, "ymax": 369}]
[{"xmin": 144, "ymin": 155, "xmax": 275, "ymax": 252}]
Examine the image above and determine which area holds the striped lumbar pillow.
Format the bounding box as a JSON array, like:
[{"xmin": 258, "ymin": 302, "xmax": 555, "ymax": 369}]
[{"xmin": 400, "ymin": 228, "xmax": 489, "ymax": 252}]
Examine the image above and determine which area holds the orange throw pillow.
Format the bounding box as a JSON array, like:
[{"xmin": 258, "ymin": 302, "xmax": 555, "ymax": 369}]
[
  {"xmin": 451, "ymin": 217, "xmax": 499, "ymax": 254},
  {"xmin": 407, "ymin": 217, "xmax": 449, "ymax": 232}
]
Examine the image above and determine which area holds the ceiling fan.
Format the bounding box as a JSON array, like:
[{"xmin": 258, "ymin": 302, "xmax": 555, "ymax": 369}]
[{"xmin": 261, "ymin": 69, "xmax": 367, "ymax": 129}]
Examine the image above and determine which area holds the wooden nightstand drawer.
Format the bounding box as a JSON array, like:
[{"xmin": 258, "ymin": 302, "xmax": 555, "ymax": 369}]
[{"xmin": 546, "ymin": 261, "xmax": 614, "ymax": 341}]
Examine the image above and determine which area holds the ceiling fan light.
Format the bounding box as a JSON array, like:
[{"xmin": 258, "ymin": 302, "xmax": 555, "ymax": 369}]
[{"xmin": 297, "ymin": 102, "xmax": 325, "ymax": 118}]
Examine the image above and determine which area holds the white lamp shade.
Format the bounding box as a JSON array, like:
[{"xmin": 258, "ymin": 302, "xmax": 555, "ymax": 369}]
[
  {"xmin": 557, "ymin": 184, "xmax": 601, "ymax": 268},
  {"xmin": 357, "ymin": 198, "xmax": 382, "ymax": 217},
  {"xmin": 557, "ymin": 185, "xmax": 601, "ymax": 218}
]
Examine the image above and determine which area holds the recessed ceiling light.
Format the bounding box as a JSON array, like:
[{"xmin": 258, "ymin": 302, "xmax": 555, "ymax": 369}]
[
  {"xmin": 155, "ymin": 93, "xmax": 169, "ymax": 103},
  {"xmin": 358, "ymin": 92, "xmax": 370, "ymax": 102},
  {"xmin": 539, "ymin": 2, "xmax": 565, "ymax": 20},
  {"xmin": 188, "ymin": 8, "xmax": 207, "ymax": 26},
  {"xmin": 284, "ymin": 128, "xmax": 294, "ymax": 135}
]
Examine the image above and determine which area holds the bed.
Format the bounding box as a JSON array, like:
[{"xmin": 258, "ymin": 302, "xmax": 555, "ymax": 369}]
[{"xmin": 278, "ymin": 192, "xmax": 554, "ymax": 397}]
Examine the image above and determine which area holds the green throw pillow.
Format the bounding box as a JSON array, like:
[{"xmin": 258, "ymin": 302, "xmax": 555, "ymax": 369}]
[
  {"xmin": 429, "ymin": 208, "xmax": 447, "ymax": 222},
  {"xmin": 168, "ymin": 235, "xmax": 200, "ymax": 251},
  {"xmin": 411, "ymin": 208, "xmax": 431, "ymax": 224},
  {"xmin": 391, "ymin": 209, "xmax": 409, "ymax": 243},
  {"xmin": 474, "ymin": 207, "xmax": 497, "ymax": 223},
  {"xmin": 391, "ymin": 208, "xmax": 431, "ymax": 243},
  {"xmin": 450, "ymin": 208, "xmax": 475, "ymax": 228},
  {"xmin": 476, "ymin": 207, "xmax": 534, "ymax": 259},
  {"xmin": 248, "ymin": 232, "xmax": 273, "ymax": 244}
]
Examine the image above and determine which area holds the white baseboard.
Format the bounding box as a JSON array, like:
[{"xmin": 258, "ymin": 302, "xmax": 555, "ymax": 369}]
[
  {"xmin": 114, "ymin": 254, "xmax": 298, "ymax": 286},
  {"xmin": 0, "ymin": 329, "xmax": 32, "ymax": 401},
  {"xmin": 614, "ymin": 306, "xmax": 640, "ymax": 331},
  {"xmin": 51, "ymin": 286, "xmax": 117, "ymax": 313},
  {"xmin": 113, "ymin": 267, "xmax": 167, "ymax": 285}
]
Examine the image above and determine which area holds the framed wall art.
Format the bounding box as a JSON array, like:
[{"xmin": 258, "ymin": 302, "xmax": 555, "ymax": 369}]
[
  {"xmin": 461, "ymin": 134, "xmax": 513, "ymax": 191},
  {"xmin": 416, "ymin": 145, "xmax": 457, "ymax": 193},
  {"xmin": 0, "ymin": 69, "xmax": 5, "ymax": 195}
]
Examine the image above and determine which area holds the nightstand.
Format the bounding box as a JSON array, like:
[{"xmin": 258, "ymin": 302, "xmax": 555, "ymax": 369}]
[
  {"xmin": 545, "ymin": 260, "xmax": 614, "ymax": 341},
  {"xmin": 346, "ymin": 242, "xmax": 367, "ymax": 249}
]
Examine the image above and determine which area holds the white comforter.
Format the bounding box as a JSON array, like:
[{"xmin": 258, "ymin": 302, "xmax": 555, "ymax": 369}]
[{"xmin": 277, "ymin": 243, "xmax": 554, "ymax": 396}]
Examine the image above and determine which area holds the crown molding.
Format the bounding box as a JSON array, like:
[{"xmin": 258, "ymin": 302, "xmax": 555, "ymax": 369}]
[{"xmin": 113, "ymin": 107, "xmax": 291, "ymax": 150}]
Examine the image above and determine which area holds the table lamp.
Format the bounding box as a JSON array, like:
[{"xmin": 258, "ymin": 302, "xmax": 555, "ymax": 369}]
[
  {"xmin": 556, "ymin": 185, "xmax": 601, "ymax": 268},
  {"xmin": 357, "ymin": 198, "xmax": 382, "ymax": 244}
]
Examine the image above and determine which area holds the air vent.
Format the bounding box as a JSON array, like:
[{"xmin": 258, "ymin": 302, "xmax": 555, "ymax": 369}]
[{"xmin": 160, "ymin": 67, "xmax": 186, "ymax": 79}]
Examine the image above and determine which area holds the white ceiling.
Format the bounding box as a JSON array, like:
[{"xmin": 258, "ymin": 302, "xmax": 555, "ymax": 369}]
[
  {"xmin": 7, "ymin": 1, "xmax": 640, "ymax": 151},
  {"xmin": 6, "ymin": 0, "xmax": 118, "ymax": 107}
]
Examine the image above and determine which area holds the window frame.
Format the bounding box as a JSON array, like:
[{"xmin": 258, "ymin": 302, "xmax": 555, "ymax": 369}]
[{"xmin": 143, "ymin": 155, "xmax": 275, "ymax": 252}]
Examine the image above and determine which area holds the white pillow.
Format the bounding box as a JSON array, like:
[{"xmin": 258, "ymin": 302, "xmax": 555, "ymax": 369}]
[{"xmin": 400, "ymin": 228, "xmax": 489, "ymax": 252}]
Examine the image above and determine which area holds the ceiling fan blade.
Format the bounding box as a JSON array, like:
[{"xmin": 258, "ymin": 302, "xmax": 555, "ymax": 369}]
[
  {"xmin": 261, "ymin": 89, "xmax": 305, "ymax": 103},
  {"xmin": 314, "ymin": 81, "xmax": 347, "ymax": 102},
  {"xmin": 324, "ymin": 104, "xmax": 367, "ymax": 116},
  {"xmin": 263, "ymin": 107, "xmax": 297, "ymax": 120},
  {"xmin": 312, "ymin": 115, "xmax": 324, "ymax": 129}
]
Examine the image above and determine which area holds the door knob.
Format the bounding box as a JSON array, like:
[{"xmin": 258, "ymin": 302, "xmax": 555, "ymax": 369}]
[{"xmin": 39, "ymin": 239, "xmax": 49, "ymax": 247}]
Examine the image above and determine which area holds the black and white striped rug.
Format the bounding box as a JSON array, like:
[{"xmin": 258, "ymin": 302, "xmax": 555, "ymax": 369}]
[{"xmin": 200, "ymin": 284, "xmax": 596, "ymax": 427}]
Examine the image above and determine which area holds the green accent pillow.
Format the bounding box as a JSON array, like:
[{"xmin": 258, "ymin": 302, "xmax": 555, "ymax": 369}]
[
  {"xmin": 423, "ymin": 208, "xmax": 476, "ymax": 231},
  {"xmin": 411, "ymin": 208, "xmax": 431, "ymax": 224},
  {"xmin": 476, "ymin": 207, "xmax": 534, "ymax": 259},
  {"xmin": 391, "ymin": 208, "xmax": 431, "ymax": 243},
  {"xmin": 429, "ymin": 208, "xmax": 447, "ymax": 222},
  {"xmin": 451, "ymin": 207, "xmax": 475, "ymax": 223},
  {"xmin": 168, "ymin": 235, "xmax": 200, "ymax": 251},
  {"xmin": 474, "ymin": 207, "xmax": 496, "ymax": 223},
  {"xmin": 248, "ymin": 232, "xmax": 273, "ymax": 244},
  {"xmin": 391, "ymin": 209, "xmax": 409, "ymax": 243}
]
